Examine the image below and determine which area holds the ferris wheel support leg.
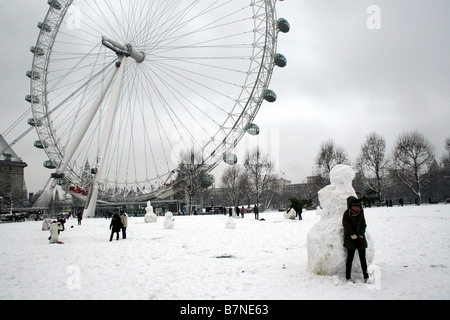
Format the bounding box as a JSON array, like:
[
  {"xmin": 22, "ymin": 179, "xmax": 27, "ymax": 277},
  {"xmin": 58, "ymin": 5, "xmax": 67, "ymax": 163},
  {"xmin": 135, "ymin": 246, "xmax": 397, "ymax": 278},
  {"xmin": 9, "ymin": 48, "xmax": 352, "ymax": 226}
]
[
  {"xmin": 49, "ymin": 60, "xmax": 122, "ymax": 194},
  {"xmin": 83, "ymin": 56, "xmax": 126, "ymax": 218}
]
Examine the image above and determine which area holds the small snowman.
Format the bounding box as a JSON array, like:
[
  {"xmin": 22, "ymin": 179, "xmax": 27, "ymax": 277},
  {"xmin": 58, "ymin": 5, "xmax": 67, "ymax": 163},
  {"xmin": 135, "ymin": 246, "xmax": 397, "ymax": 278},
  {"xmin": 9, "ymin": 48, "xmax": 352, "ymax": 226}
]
[
  {"xmin": 225, "ymin": 217, "xmax": 236, "ymax": 229},
  {"xmin": 163, "ymin": 211, "xmax": 175, "ymax": 229},
  {"xmin": 144, "ymin": 201, "xmax": 157, "ymax": 223}
]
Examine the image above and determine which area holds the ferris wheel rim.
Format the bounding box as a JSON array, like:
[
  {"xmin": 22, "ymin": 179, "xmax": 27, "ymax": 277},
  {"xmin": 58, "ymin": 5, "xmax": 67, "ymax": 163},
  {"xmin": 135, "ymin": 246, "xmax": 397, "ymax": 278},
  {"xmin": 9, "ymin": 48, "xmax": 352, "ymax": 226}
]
[{"xmin": 28, "ymin": 0, "xmax": 281, "ymax": 196}]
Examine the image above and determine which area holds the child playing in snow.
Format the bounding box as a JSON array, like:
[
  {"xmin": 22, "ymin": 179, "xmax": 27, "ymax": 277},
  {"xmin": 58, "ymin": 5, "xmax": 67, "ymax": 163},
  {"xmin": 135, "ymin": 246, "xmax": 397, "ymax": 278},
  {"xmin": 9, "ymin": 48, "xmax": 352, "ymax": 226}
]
[
  {"xmin": 109, "ymin": 213, "xmax": 123, "ymax": 241},
  {"xmin": 49, "ymin": 221, "xmax": 64, "ymax": 244}
]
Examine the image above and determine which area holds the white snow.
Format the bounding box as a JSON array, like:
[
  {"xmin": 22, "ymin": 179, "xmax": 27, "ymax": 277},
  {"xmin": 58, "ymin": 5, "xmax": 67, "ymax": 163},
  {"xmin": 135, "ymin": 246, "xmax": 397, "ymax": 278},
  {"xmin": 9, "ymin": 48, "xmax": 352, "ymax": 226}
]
[{"xmin": 0, "ymin": 204, "xmax": 449, "ymax": 300}]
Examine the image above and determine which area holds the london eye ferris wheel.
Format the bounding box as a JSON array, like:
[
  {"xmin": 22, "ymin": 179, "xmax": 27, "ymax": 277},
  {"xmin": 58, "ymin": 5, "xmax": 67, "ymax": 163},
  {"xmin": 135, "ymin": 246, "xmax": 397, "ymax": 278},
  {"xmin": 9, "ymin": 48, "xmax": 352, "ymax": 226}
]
[{"xmin": 26, "ymin": 0, "xmax": 290, "ymax": 216}]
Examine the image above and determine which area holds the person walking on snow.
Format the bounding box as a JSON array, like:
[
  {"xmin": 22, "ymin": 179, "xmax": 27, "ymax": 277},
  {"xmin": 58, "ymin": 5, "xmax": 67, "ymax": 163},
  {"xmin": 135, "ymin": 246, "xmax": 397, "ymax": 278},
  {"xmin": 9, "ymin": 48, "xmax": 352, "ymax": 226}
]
[
  {"xmin": 77, "ymin": 211, "xmax": 83, "ymax": 225},
  {"xmin": 109, "ymin": 213, "xmax": 123, "ymax": 241},
  {"xmin": 253, "ymin": 205, "xmax": 259, "ymax": 220},
  {"xmin": 120, "ymin": 210, "xmax": 128, "ymax": 239},
  {"xmin": 342, "ymin": 196, "xmax": 369, "ymax": 282}
]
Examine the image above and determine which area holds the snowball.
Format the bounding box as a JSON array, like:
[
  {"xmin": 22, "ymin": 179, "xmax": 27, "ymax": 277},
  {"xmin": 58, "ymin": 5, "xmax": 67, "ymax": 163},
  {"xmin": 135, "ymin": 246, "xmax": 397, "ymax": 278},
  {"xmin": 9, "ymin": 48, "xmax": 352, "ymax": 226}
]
[
  {"xmin": 284, "ymin": 208, "xmax": 296, "ymax": 219},
  {"xmin": 225, "ymin": 218, "xmax": 236, "ymax": 229}
]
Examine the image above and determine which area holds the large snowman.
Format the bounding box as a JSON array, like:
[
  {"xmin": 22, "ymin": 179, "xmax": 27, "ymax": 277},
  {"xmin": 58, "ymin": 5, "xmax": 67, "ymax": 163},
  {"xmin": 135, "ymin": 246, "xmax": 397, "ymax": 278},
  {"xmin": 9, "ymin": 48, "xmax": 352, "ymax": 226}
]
[{"xmin": 307, "ymin": 164, "xmax": 374, "ymax": 277}]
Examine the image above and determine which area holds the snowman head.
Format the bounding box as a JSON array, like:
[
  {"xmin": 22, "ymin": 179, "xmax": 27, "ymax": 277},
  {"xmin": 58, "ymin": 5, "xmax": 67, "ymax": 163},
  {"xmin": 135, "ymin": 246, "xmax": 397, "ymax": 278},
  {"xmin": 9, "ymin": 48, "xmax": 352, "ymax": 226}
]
[
  {"xmin": 165, "ymin": 211, "xmax": 173, "ymax": 219},
  {"xmin": 330, "ymin": 164, "xmax": 355, "ymax": 187}
]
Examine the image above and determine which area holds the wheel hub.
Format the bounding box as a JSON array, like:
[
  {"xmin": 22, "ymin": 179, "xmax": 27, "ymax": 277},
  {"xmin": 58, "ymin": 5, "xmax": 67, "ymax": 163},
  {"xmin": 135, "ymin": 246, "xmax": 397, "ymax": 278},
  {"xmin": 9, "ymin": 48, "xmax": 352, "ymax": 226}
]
[{"xmin": 102, "ymin": 36, "xmax": 145, "ymax": 63}]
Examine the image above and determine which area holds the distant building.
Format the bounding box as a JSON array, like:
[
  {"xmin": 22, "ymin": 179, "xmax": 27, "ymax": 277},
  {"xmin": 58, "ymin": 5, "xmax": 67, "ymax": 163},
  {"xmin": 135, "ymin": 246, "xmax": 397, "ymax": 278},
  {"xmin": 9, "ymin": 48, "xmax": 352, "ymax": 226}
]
[
  {"xmin": 273, "ymin": 177, "xmax": 291, "ymax": 191},
  {"xmin": 279, "ymin": 176, "xmax": 324, "ymax": 209},
  {"xmin": 0, "ymin": 135, "xmax": 28, "ymax": 208}
]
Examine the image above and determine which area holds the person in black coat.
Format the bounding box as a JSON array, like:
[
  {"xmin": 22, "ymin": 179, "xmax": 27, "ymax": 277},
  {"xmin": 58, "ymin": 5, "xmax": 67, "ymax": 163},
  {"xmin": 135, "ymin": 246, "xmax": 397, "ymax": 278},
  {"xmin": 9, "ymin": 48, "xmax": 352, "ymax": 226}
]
[
  {"xmin": 342, "ymin": 196, "xmax": 369, "ymax": 282},
  {"xmin": 253, "ymin": 205, "xmax": 259, "ymax": 220},
  {"xmin": 109, "ymin": 213, "xmax": 123, "ymax": 241},
  {"xmin": 77, "ymin": 211, "xmax": 83, "ymax": 225}
]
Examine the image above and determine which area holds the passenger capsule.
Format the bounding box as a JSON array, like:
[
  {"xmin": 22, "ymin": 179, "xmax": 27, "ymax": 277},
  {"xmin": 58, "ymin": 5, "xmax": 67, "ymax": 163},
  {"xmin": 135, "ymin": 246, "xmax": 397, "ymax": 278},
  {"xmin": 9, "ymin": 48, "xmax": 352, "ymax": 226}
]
[
  {"xmin": 48, "ymin": 0, "xmax": 62, "ymax": 10},
  {"xmin": 37, "ymin": 22, "xmax": 52, "ymax": 32},
  {"xmin": 277, "ymin": 18, "xmax": 290, "ymax": 33},
  {"xmin": 30, "ymin": 46, "xmax": 45, "ymax": 56},
  {"xmin": 25, "ymin": 95, "xmax": 40, "ymax": 104},
  {"xmin": 245, "ymin": 123, "xmax": 260, "ymax": 136},
  {"xmin": 34, "ymin": 140, "xmax": 48, "ymax": 149},
  {"xmin": 223, "ymin": 153, "xmax": 238, "ymax": 165},
  {"xmin": 26, "ymin": 71, "xmax": 41, "ymax": 80},
  {"xmin": 28, "ymin": 118, "xmax": 42, "ymax": 127},
  {"xmin": 274, "ymin": 53, "xmax": 287, "ymax": 68},
  {"xmin": 264, "ymin": 89, "xmax": 277, "ymax": 103},
  {"xmin": 43, "ymin": 160, "xmax": 57, "ymax": 169},
  {"xmin": 200, "ymin": 176, "xmax": 214, "ymax": 189}
]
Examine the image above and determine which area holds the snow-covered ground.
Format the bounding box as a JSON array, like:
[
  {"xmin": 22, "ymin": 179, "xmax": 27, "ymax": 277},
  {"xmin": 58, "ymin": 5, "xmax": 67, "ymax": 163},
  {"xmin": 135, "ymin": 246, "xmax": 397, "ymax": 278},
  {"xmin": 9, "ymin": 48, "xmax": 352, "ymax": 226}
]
[{"xmin": 0, "ymin": 204, "xmax": 448, "ymax": 300}]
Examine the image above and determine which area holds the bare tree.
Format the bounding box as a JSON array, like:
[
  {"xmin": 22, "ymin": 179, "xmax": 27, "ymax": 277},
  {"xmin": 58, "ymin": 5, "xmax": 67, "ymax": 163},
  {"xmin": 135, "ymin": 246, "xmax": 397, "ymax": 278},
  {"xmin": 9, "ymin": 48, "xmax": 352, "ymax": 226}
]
[
  {"xmin": 173, "ymin": 149, "xmax": 213, "ymax": 213},
  {"xmin": 441, "ymin": 137, "xmax": 450, "ymax": 168},
  {"xmin": 356, "ymin": 132, "xmax": 390, "ymax": 204},
  {"xmin": 314, "ymin": 139, "xmax": 349, "ymax": 182},
  {"xmin": 236, "ymin": 170, "xmax": 251, "ymax": 207},
  {"xmin": 243, "ymin": 147, "xmax": 276, "ymax": 210},
  {"xmin": 391, "ymin": 131, "xmax": 435, "ymax": 205},
  {"xmin": 220, "ymin": 165, "xmax": 249, "ymax": 207}
]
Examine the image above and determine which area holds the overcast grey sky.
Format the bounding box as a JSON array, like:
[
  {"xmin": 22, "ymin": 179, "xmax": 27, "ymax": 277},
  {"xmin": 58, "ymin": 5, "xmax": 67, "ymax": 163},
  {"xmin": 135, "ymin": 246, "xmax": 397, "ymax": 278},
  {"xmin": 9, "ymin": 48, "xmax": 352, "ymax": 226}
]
[{"xmin": 1, "ymin": 1, "xmax": 449, "ymax": 193}]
